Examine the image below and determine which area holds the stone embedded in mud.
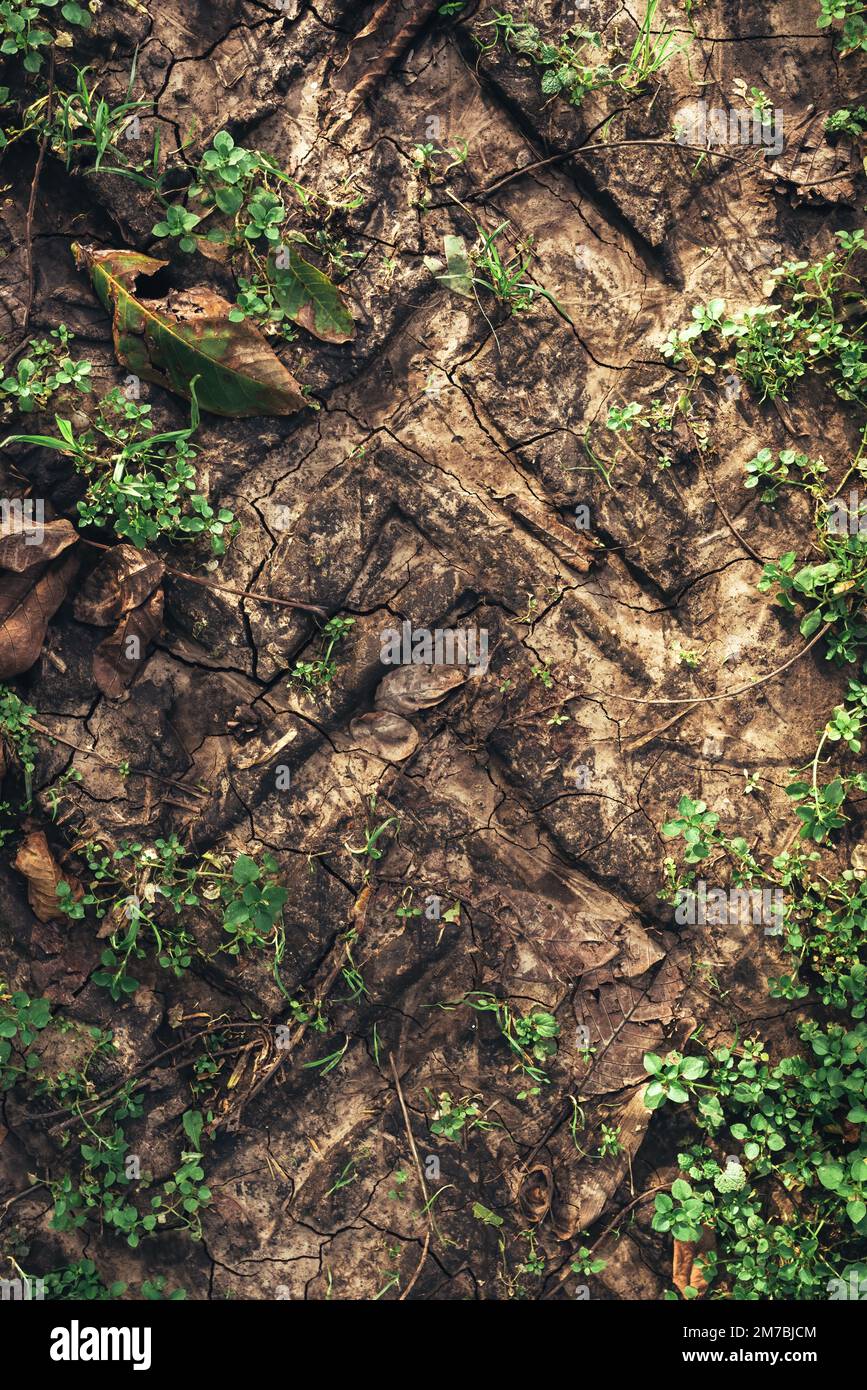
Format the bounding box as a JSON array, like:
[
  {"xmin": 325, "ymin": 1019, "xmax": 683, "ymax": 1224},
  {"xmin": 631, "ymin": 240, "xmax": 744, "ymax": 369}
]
[
  {"xmin": 374, "ymin": 663, "xmax": 466, "ymax": 715},
  {"xmin": 348, "ymin": 711, "xmax": 419, "ymax": 762}
]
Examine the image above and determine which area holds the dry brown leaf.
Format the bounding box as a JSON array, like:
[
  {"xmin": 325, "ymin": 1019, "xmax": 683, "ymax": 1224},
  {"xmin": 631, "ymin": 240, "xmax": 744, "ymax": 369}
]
[
  {"xmin": 672, "ymin": 1226, "xmax": 716, "ymax": 1299},
  {"xmin": 92, "ymin": 587, "xmax": 163, "ymax": 698},
  {"xmin": 0, "ymin": 551, "xmax": 78, "ymax": 679},
  {"xmin": 12, "ymin": 830, "xmax": 82, "ymax": 922},
  {"xmin": 74, "ymin": 544, "xmax": 165, "ymax": 626},
  {"xmin": 0, "ymin": 518, "xmax": 78, "ymax": 572}
]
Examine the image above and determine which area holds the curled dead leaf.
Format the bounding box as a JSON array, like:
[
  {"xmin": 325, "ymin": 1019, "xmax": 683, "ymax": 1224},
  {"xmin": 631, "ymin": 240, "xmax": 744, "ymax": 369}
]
[
  {"xmin": 672, "ymin": 1226, "xmax": 716, "ymax": 1299},
  {"xmin": 0, "ymin": 550, "xmax": 78, "ymax": 679},
  {"xmin": 12, "ymin": 830, "xmax": 82, "ymax": 923},
  {"xmin": 92, "ymin": 587, "xmax": 164, "ymax": 698},
  {"xmin": 74, "ymin": 544, "xmax": 165, "ymax": 626}
]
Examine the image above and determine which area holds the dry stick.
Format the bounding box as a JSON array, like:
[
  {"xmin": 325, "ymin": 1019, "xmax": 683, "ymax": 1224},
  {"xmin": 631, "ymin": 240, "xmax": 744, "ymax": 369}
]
[
  {"xmin": 390, "ymin": 1054, "xmax": 432, "ymax": 1302},
  {"xmin": 19, "ymin": 49, "xmax": 55, "ymax": 345},
  {"xmin": 163, "ymin": 565, "xmax": 327, "ymax": 618},
  {"xmin": 585, "ymin": 624, "xmax": 830, "ymax": 708},
  {"xmin": 29, "ymin": 717, "xmax": 207, "ymax": 801},
  {"xmin": 696, "ymin": 449, "xmax": 765, "ymax": 565},
  {"xmin": 78, "ymin": 538, "xmax": 327, "ymax": 618},
  {"xmin": 624, "ymin": 701, "xmax": 700, "ymax": 752},
  {"xmin": 327, "ymin": 0, "xmax": 442, "ymax": 138},
  {"xmin": 476, "ymin": 139, "xmax": 741, "ymax": 199}
]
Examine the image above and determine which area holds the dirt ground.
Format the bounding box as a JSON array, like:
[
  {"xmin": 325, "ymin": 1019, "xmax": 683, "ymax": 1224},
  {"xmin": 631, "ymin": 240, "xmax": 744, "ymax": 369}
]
[{"xmin": 0, "ymin": 0, "xmax": 865, "ymax": 1302}]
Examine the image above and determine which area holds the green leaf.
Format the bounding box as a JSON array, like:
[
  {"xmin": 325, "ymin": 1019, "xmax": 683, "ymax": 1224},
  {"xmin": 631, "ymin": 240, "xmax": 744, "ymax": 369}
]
[
  {"xmin": 72, "ymin": 243, "xmax": 307, "ymax": 418},
  {"xmin": 271, "ymin": 246, "xmax": 355, "ymax": 344},
  {"xmin": 818, "ymin": 1162, "xmax": 844, "ymax": 1190},
  {"xmin": 231, "ymin": 854, "xmax": 261, "ymax": 885},
  {"xmin": 800, "ymin": 607, "xmax": 824, "ymax": 637},
  {"xmin": 680, "ymin": 1056, "xmax": 707, "ymax": 1081},
  {"xmin": 182, "ymin": 1109, "xmax": 204, "ymax": 1150}
]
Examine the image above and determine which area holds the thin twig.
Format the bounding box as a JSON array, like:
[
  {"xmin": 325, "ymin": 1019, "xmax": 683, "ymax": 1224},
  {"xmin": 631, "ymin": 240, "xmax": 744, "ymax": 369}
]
[
  {"xmin": 390, "ymin": 1054, "xmax": 433, "ymax": 1301},
  {"xmin": 584, "ymin": 625, "xmax": 829, "ymax": 707},
  {"xmin": 30, "ymin": 718, "xmax": 208, "ymax": 800},
  {"xmin": 78, "ymin": 538, "xmax": 327, "ymax": 618},
  {"xmin": 20, "ymin": 49, "xmax": 56, "ymax": 343},
  {"xmin": 543, "ymin": 1184, "xmax": 668, "ymax": 1299},
  {"xmin": 476, "ymin": 139, "xmax": 741, "ymax": 199}
]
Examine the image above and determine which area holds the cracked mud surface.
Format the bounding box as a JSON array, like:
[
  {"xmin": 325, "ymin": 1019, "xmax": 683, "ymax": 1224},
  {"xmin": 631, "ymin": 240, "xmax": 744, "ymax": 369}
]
[{"xmin": 0, "ymin": 0, "xmax": 864, "ymax": 1301}]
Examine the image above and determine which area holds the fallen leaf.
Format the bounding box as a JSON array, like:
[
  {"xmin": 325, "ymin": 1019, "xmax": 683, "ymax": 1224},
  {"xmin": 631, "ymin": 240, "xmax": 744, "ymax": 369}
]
[
  {"xmin": 0, "ymin": 551, "xmax": 78, "ymax": 679},
  {"xmin": 72, "ymin": 243, "xmax": 307, "ymax": 418},
  {"xmin": 271, "ymin": 246, "xmax": 355, "ymax": 344},
  {"xmin": 0, "ymin": 517, "xmax": 78, "ymax": 572},
  {"xmin": 12, "ymin": 830, "xmax": 82, "ymax": 922},
  {"xmin": 74, "ymin": 544, "xmax": 164, "ymax": 626},
  {"xmin": 673, "ymin": 1226, "xmax": 716, "ymax": 1299},
  {"xmin": 92, "ymin": 587, "xmax": 163, "ymax": 698}
]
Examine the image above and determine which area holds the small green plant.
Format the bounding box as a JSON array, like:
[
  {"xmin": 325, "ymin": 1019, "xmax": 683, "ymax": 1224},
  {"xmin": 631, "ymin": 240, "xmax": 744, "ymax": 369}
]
[
  {"xmin": 650, "ymin": 784, "xmax": 867, "ymax": 1297},
  {"xmin": 345, "ymin": 814, "xmax": 399, "ymax": 862},
  {"xmin": 643, "ymin": 1050, "xmax": 709, "ymax": 1109},
  {"xmin": 826, "ymin": 105, "xmax": 867, "ymax": 136},
  {"xmin": 46, "ymin": 65, "xmax": 158, "ymax": 184},
  {"xmin": 570, "ymin": 1244, "xmax": 607, "ymax": 1279},
  {"xmin": 817, "ymin": 0, "xmax": 867, "ymax": 56},
  {"xmin": 40, "ymin": 1259, "xmax": 127, "ymax": 1301},
  {"xmin": 0, "ymin": 684, "xmax": 38, "ymax": 803},
  {"xmin": 744, "ymin": 447, "xmax": 828, "ymax": 503},
  {"xmin": 476, "ymin": 3, "xmax": 683, "ymax": 107},
  {"xmin": 1, "ymin": 325, "xmax": 91, "ymax": 413},
  {"xmin": 672, "ymin": 643, "xmax": 702, "ymax": 669},
  {"xmin": 467, "ymin": 219, "xmax": 570, "ymax": 320},
  {"xmin": 141, "ymin": 1275, "xmax": 187, "ymax": 1300},
  {"xmin": 662, "ymin": 232, "xmax": 867, "ymax": 407},
  {"xmin": 606, "ymin": 401, "xmax": 644, "ymax": 432},
  {"xmin": 0, "ymin": 983, "xmax": 52, "ymax": 1089},
  {"xmin": 58, "ymin": 838, "xmax": 289, "ymax": 999},
  {"xmin": 149, "ymin": 130, "xmax": 363, "ymax": 338},
  {"xmin": 4, "ymin": 384, "xmax": 237, "ymax": 554},
  {"xmin": 49, "ymin": 1090, "xmax": 213, "ymax": 1249},
  {"xmin": 427, "ymin": 1090, "xmax": 485, "ymax": 1142},
  {"xmin": 0, "ymin": 0, "xmax": 91, "ymax": 74},
  {"xmin": 289, "ymin": 615, "xmax": 355, "ymax": 690},
  {"xmin": 598, "ymin": 1122, "xmax": 623, "ymax": 1158},
  {"xmin": 454, "ymin": 992, "xmax": 560, "ymax": 1083}
]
